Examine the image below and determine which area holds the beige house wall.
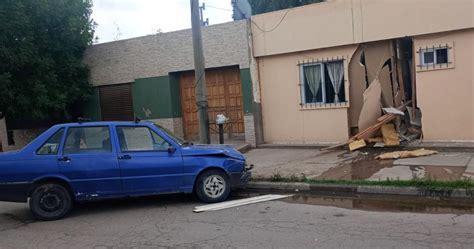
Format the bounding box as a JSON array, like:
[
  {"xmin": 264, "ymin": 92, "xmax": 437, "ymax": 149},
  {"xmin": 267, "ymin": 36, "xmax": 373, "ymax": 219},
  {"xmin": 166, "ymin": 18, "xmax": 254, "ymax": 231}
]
[
  {"xmin": 414, "ymin": 29, "xmax": 474, "ymax": 142},
  {"xmin": 251, "ymin": 0, "xmax": 474, "ymax": 57},
  {"xmin": 259, "ymin": 45, "xmax": 358, "ymax": 144}
]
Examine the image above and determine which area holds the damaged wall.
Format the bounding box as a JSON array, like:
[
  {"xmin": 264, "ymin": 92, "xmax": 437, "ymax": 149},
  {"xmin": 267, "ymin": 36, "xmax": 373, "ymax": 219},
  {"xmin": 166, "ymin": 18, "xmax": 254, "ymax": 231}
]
[
  {"xmin": 258, "ymin": 45, "xmax": 358, "ymax": 144},
  {"xmin": 348, "ymin": 40, "xmax": 395, "ymax": 129},
  {"xmin": 414, "ymin": 29, "xmax": 474, "ymax": 142}
]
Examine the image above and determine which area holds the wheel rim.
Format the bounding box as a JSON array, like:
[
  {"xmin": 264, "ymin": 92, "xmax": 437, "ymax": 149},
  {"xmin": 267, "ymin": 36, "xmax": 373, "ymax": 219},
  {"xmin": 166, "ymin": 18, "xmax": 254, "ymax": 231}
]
[
  {"xmin": 203, "ymin": 175, "xmax": 226, "ymax": 198},
  {"xmin": 39, "ymin": 192, "xmax": 63, "ymax": 212}
]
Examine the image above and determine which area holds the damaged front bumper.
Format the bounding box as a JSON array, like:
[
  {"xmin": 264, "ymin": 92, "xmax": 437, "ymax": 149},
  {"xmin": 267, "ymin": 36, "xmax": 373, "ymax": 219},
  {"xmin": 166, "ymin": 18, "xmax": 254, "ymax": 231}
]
[{"xmin": 229, "ymin": 163, "xmax": 253, "ymax": 189}]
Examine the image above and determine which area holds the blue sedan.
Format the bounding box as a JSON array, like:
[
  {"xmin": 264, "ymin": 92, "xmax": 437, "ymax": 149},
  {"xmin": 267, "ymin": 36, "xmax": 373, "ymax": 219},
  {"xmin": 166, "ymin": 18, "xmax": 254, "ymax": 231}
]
[{"xmin": 0, "ymin": 121, "xmax": 251, "ymax": 220}]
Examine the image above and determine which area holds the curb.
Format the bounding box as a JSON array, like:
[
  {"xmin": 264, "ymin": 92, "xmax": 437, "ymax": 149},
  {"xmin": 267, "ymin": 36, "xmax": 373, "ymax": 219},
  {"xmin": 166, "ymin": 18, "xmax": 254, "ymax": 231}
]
[
  {"xmin": 235, "ymin": 143, "xmax": 252, "ymax": 153},
  {"xmin": 247, "ymin": 181, "xmax": 474, "ymax": 198},
  {"xmin": 256, "ymin": 143, "xmax": 474, "ymax": 152}
]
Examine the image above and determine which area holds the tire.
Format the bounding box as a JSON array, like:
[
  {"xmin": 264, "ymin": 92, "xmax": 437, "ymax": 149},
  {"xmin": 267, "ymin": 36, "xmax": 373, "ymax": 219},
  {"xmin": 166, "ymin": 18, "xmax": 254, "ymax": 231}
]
[
  {"xmin": 29, "ymin": 183, "xmax": 73, "ymax": 221},
  {"xmin": 195, "ymin": 169, "xmax": 231, "ymax": 203}
]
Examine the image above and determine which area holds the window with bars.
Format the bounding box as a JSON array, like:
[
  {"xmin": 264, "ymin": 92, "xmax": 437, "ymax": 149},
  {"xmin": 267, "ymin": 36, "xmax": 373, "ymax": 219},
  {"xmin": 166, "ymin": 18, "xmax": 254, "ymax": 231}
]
[
  {"xmin": 299, "ymin": 60, "xmax": 346, "ymax": 106},
  {"xmin": 420, "ymin": 47, "xmax": 448, "ymax": 66}
]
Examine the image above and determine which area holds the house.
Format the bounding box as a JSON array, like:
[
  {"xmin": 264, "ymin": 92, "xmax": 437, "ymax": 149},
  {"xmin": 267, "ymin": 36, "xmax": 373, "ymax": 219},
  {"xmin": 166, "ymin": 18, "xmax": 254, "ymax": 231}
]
[
  {"xmin": 82, "ymin": 20, "xmax": 258, "ymax": 146},
  {"xmin": 250, "ymin": 0, "xmax": 474, "ymax": 144}
]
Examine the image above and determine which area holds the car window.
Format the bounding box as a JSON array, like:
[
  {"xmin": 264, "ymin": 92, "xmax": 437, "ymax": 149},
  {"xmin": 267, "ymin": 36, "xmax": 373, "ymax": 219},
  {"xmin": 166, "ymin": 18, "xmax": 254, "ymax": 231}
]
[
  {"xmin": 63, "ymin": 126, "xmax": 112, "ymax": 154},
  {"xmin": 117, "ymin": 126, "xmax": 170, "ymax": 152},
  {"xmin": 37, "ymin": 128, "xmax": 65, "ymax": 155}
]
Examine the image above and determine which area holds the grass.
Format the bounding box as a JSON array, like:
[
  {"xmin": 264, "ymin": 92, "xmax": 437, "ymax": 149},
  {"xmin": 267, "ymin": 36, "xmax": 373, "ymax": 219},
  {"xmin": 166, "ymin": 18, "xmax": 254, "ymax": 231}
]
[{"xmin": 254, "ymin": 174, "xmax": 474, "ymax": 190}]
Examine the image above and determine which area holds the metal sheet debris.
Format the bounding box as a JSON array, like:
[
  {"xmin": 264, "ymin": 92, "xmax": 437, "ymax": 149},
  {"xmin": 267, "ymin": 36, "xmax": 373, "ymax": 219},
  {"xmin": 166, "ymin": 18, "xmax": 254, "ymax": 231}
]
[{"xmin": 193, "ymin": 194, "xmax": 290, "ymax": 213}]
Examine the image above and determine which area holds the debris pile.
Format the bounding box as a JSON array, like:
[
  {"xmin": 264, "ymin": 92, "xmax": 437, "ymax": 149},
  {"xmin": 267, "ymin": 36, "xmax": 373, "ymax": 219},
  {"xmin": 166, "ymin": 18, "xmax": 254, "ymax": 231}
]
[{"xmin": 323, "ymin": 39, "xmax": 423, "ymax": 151}]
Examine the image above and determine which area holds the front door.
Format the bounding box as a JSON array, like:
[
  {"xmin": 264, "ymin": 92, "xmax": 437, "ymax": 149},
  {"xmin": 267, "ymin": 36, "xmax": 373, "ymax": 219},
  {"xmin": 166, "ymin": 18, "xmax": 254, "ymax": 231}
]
[
  {"xmin": 58, "ymin": 126, "xmax": 122, "ymax": 199},
  {"xmin": 115, "ymin": 125, "xmax": 183, "ymax": 195},
  {"xmin": 180, "ymin": 66, "xmax": 245, "ymax": 140}
]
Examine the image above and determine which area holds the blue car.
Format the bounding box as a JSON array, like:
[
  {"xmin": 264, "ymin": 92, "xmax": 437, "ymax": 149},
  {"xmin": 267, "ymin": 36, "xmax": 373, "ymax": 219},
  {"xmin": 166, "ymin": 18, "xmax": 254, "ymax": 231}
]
[{"xmin": 0, "ymin": 121, "xmax": 252, "ymax": 220}]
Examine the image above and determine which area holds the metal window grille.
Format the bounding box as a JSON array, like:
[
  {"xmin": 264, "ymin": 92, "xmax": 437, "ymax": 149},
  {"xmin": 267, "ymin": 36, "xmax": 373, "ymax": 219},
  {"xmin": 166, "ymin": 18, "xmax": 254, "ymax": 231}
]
[{"xmin": 297, "ymin": 56, "xmax": 348, "ymax": 108}]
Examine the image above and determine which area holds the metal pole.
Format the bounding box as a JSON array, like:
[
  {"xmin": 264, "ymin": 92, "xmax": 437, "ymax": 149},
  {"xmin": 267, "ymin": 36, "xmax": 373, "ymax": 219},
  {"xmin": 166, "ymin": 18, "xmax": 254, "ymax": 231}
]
[
  {"xmin": 190, "ymin": 0, "xmax": 210, "ymax": 144},
  {"xmin": 218, "ymin": 124, "xmax": 224, "ymax": 144}
]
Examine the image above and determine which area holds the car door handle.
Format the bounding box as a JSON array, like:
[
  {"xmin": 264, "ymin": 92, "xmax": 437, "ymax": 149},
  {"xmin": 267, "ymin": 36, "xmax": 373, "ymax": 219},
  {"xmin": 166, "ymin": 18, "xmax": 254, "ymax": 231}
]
[
  {"xmin": 118, "ymin": 155, "xmax": 132, "ymax": 160},
  {"xmin": 58, "ymin": 156, "xmax": 71, "ymax": 162}
]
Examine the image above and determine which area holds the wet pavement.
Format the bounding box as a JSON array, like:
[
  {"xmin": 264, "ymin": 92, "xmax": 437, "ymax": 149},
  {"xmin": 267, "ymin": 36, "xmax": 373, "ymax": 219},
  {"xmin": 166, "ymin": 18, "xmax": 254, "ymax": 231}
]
[
  {"xmin": 1, "ymin": 193, "xmax": 474, "ymax": 248},
  {"xmin": 245, "ymin": 148, "xmax": 474, "ymax": 181},
  {"xmin": 236, "ymin": 191, "xmax": 474, "ymax": 215}
]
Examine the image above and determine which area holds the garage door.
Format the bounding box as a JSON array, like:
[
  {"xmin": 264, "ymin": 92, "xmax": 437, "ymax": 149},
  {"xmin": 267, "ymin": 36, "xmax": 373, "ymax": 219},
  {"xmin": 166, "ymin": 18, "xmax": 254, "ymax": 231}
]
[
  {"xmin": 180, "ymin": 66, "xmax": 244, "ymax": 140},
  {"xmin": 99, "ymin": 83, "xmax": 134, "ymax": 121}
]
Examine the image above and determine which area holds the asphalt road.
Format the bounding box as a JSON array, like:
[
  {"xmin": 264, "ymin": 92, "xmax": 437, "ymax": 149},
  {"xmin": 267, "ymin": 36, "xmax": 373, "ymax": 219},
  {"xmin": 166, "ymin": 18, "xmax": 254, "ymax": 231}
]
[{"xmin": 0, "ymin": 194, "xmax": 473, "ymax": 249}]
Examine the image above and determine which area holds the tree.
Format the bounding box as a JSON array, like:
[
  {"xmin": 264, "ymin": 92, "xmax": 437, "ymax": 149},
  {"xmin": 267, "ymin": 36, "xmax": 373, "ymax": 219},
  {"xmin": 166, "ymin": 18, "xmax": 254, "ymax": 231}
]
[
  {"xmin": 248, "ymin": 0, "xmax": 324, "ymax": 15},
  {"xmin": 0, "ymin": 0, "xmax": 95, "ymax": 128}
]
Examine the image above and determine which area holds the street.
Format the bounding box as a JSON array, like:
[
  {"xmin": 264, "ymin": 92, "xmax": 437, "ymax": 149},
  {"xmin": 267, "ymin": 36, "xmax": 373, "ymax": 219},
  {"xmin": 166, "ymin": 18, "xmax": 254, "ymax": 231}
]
[{"xmin": 1, "ymin": 194, "xmax": 473, "ymax": 249}]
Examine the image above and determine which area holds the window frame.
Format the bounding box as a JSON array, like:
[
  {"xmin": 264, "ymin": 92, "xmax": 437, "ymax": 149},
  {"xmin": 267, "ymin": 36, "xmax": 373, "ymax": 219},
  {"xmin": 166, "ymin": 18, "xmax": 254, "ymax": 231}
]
[
  {"xmin": 299, "ymin": 60, "xmax": 346, "ymax": 106},
  {"xmin": 420, "ymin": 47, "xmax": 449, "ymax": 66},
  {"xmin": 300, "ymin": 62, "xmax": 326, "ymax": 105},
  {"xmin": 36, "ymin": 128, "xmax": 65, "ymax": 156},
  {"xmin": 62, "ymin": 126, "xmax": 113, "ymax": 155},
  {"xmin": 116, "ymin": 126, "xmax": 171, "ymax": 153}
]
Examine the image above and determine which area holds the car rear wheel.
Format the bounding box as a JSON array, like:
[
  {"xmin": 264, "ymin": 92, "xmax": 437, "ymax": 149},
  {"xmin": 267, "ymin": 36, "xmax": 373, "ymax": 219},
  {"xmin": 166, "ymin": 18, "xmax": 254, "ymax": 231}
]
[
  {"xmin": 29, "ymin": 183, "xmax": 73, "ymax": 221},
  {"xmin": 195, "ymin": 169, "xmax": 231, "ymax": 203}
]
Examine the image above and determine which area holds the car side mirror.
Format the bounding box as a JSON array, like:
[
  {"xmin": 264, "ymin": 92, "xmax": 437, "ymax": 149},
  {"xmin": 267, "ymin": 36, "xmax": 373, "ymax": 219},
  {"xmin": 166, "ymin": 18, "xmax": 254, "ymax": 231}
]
[{"xmin": 168, "ymin": 146, "xmax": 176, "ymax": 154}]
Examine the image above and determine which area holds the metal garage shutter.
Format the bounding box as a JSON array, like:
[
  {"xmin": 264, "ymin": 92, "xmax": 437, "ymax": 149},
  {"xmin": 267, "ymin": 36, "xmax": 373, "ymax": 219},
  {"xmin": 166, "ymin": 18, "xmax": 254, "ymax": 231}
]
[{"xmin": 99, "ymin": 83, "xmax": 134, "ymax": 121}]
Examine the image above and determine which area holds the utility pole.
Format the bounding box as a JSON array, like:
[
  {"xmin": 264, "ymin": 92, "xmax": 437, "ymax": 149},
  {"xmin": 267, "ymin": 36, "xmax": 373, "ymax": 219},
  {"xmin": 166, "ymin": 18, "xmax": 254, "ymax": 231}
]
[{"xmin": 190, "ymin": 0, "xmax": 210, "ymax": 144}]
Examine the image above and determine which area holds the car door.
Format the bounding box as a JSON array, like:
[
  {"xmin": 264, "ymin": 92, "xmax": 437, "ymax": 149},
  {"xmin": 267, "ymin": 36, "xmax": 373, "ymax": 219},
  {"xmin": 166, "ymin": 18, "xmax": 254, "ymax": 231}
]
[
  {"xmin": 57, "ymin": 125, "xmax": 122, "ymax": 199},
  {"xmin": 114, "ymin": 125, "xmax": 183, "ymax": 195}
]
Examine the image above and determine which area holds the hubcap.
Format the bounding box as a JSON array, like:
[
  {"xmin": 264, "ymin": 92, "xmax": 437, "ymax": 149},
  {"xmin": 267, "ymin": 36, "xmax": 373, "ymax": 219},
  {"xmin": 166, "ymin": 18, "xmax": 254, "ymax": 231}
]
[
  {"xmin": 203, "ymin": 175, "xmax": 226, "ymax": 198},
  {"xmin": 39, "ymin": 193, "xmax": 62, "ymax": 212}
]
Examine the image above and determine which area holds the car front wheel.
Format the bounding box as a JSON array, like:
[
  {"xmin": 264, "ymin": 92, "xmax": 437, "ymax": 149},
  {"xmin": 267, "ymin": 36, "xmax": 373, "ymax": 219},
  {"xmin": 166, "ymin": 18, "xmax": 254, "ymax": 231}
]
[
  {"xmin": 29, "ymin": 183, "xmax": 73, "ymax": 221},
  {"xmin": 195, "ymin": 169, "xmax": 231, "ymax": 203}
]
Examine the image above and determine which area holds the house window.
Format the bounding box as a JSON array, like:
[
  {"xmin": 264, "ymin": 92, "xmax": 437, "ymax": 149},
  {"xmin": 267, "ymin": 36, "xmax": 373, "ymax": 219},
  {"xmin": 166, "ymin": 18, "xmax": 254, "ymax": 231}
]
[
  {"xmin": 420, "ymin": 47, "xmax": 448, "ymax": 66},
  {"xmin": 300, "ymin": 60, "xmax": 346, "ymax": 105}
]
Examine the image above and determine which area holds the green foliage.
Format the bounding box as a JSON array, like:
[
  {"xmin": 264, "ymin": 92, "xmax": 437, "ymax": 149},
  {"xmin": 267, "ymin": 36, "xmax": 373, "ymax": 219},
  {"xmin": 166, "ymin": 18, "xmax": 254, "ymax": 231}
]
[
  {"xmin": 249, "ymin": 0, "xmax": 324, "ymax": 15},
  {"xmin": 0, "ymin": 0, "xmax": 95, "ymax": 127}
]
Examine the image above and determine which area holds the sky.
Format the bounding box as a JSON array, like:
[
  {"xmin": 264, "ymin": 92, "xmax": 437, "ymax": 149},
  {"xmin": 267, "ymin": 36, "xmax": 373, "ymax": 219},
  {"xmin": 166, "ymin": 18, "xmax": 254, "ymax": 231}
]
[{"xmin": 91, "ymin": 0, "xmax": 234, "ymax": 43}]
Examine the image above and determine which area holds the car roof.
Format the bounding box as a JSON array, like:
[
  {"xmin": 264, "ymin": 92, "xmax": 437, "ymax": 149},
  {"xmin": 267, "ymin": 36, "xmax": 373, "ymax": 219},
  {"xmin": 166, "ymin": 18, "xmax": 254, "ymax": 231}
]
[{"xmin": 54, "ymin": 121, "xmax": 153, "ymax": 127}]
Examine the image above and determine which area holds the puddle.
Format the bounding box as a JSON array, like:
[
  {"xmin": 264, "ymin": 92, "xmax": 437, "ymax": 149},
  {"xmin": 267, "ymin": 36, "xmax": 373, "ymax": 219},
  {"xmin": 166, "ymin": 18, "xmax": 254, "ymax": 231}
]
[
  {"xmin": 316, "ymin": 149, "xmax": 468, "ymax": 181},
  {"xmin": 317, "ymin": 150, "xmax": 393, "ymax": 180},
  {"xmin": 282, "ymin": 194, "xmax": 474, "ymax": 214}
]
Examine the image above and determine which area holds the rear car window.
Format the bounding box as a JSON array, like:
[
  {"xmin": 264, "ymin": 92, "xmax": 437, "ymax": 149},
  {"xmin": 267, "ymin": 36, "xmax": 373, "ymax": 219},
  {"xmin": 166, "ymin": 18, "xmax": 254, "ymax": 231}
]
[
  {"xmin": 63, "ymin": 126, "xmax": 112, "ymax": 154},
  {"xmin": 37, "ymin": 128, "xmax": 65, "ymax": 155}
]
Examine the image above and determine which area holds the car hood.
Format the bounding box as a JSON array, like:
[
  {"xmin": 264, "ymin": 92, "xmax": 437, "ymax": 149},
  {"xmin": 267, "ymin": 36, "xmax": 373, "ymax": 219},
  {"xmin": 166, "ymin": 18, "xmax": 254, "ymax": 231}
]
[{"xmin": 180, "ymin": 145, "xmax": 245, "ymax": 161}]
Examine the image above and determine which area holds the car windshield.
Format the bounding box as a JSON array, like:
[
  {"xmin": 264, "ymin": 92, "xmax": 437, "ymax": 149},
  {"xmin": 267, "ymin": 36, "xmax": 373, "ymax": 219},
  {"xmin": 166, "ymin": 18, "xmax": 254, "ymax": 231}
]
[{"xmin": 153, "ymin": 124, "xmax": 186, "ymax": 146}]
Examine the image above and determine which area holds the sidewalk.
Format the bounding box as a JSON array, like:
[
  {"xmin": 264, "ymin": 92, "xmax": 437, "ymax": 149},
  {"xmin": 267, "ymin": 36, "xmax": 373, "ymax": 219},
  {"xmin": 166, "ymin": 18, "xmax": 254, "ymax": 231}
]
[
  {"xmin": 244, "ymin": 146, "xmax": 474, "ymax": 198},
  {"xmin": 245, "ymin": 147, "xmax": 474, "ymax": 182}
]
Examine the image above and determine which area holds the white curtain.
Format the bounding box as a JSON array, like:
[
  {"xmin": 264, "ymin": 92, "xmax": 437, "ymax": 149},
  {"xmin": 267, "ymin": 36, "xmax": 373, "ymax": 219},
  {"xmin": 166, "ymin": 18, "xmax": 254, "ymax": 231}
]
[
  {"xmin": 327, "ymin": 61, "xmax": 344, "ymax": 102},
  {"xmin": 303, "ymin": 65, "xmax": 321, "ymax": 102}
]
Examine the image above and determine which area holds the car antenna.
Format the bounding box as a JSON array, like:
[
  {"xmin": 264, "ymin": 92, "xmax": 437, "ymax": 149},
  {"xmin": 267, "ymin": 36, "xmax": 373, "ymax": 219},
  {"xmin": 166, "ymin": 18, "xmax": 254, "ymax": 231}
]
[{"xmin": 77, "ymin": 117, "xmax": 91, "ymax": 124}]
